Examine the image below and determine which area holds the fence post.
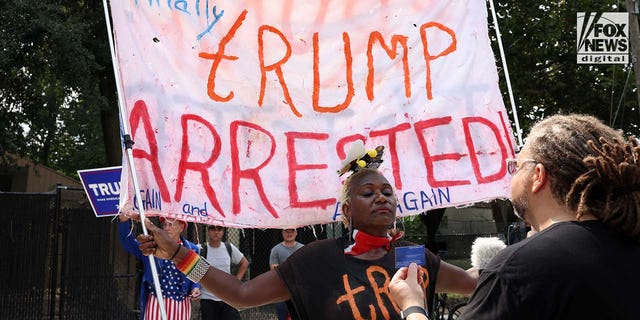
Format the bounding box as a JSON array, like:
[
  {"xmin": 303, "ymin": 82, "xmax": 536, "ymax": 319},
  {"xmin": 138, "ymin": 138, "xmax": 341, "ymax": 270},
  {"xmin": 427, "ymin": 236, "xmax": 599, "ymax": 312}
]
[{"xmin": 48, "ymin": 185, "xmax": 62, "ymax": 319}]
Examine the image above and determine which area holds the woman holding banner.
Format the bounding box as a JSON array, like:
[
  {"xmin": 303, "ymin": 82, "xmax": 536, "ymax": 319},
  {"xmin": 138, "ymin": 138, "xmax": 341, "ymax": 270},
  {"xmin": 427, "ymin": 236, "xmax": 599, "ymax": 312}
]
[{"xmin": 135, "ymin": 145, "xmax": 476, "ymax": 320}]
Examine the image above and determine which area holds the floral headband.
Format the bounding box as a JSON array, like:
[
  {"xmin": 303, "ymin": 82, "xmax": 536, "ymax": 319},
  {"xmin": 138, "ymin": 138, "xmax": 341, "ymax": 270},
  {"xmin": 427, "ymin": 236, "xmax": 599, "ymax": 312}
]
[{"xmin": 337, "ymin": 140, "xmax": 385, "ymax": 177}]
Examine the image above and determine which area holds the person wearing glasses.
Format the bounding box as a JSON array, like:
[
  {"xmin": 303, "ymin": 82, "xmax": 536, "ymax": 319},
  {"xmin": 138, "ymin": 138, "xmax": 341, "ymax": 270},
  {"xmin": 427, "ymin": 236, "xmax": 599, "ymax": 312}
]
[
  {"xmin": 200, "ymin": 225, "xmax": 249, "ymax": 320},
  {"xmin": 269, "ymin": 227, "xmax": 304, "ymax": 320},
  {"xmin": 389, "ymin": 114, "xmax": 640, "ymax": 319},
  {"xmin": 118, "ymin": 215, "xmax": 201, "ymax": 320}
]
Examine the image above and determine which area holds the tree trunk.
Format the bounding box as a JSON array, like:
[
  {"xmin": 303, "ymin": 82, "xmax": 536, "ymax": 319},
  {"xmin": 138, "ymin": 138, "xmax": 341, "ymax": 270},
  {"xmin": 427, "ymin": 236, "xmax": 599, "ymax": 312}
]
[
  {"xmin": 99, "ymin": 76, "xmax": 123, "ymax": 167},
  {"xmin": 627, "ymin": 1, "xmax": 640, "ymax": 108},
  {"xmin": 40, "ymin": 83, "xmax": 60, "ymax": 166},
  {"xmin": 419, "ymin": 208, "xmax": 446, "ymax": 254},
  {"xmin": 96, "ymin": 0, "xmax": 123, "ymax": 167}
]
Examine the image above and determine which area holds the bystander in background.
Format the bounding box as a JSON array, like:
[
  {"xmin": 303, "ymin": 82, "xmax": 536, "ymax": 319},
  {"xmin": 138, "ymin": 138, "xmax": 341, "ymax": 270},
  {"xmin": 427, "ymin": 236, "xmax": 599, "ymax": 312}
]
[
  {"xmin": 200, "ymin": 225, "xmax": 249, "ymax": 320},
  {"xmin": 269, "ymin": 228, "xmax": 304, "ymax": 320}
]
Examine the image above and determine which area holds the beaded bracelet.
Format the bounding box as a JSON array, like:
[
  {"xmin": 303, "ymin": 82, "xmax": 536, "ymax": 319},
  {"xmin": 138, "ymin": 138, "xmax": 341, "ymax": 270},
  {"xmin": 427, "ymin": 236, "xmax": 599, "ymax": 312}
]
[{"xmin": 176, "ymin": 249, "xmax": 210, "ymax": 283}]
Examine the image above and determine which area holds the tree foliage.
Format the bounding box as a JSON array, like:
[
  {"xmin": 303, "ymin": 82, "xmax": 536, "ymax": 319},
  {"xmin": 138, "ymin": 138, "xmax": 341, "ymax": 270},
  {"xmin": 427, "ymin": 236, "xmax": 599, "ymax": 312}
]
[
  {"xmin": 0, "ymin": 0, "xmax": 638, "ymax": 178},
  {"xmin": 0, "ymin": 0, "xmax": 119, "ymax": 177},
  {"xmin": 490, "ymin": 0, "xmax": 639, "ymax": 140}
]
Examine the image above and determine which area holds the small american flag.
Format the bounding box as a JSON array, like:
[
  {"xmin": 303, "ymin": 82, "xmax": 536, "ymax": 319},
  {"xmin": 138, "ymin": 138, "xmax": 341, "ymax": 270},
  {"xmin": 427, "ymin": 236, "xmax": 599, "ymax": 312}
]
[
  {"xmin": 144, "ymin": 262, "xmax": 191, "ymax": 319},
  {"xmin": 144, "ymin": 294, "xmax": 191, "ymax": 320}
]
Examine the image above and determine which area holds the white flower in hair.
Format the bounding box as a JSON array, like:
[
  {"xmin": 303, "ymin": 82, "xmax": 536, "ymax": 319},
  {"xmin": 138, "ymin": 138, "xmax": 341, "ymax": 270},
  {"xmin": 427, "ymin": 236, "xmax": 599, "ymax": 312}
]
[{"xmin": 337, "ymin": 140, "xmax": 385, "ymax": 176}]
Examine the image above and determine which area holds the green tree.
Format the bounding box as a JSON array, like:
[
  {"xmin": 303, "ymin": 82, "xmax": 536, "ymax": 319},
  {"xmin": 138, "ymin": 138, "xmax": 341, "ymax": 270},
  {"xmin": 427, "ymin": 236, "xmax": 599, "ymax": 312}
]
[
  {"xmin": 490, "ymin": 0, "xmax": 639, "ymax": 140},
  {"xmin": 0, "ymin": 0, "xmax": 121, "ymax": 177}
]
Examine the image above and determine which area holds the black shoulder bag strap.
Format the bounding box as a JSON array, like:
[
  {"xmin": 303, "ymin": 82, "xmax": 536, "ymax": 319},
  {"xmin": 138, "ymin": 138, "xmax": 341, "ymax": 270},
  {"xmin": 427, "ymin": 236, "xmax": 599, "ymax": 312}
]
[
  {"xmin": 224, "ymin": 241, "xmax": 233, "ymax": 260},
  {"xmin": 201, "ymin": 243, "xmax": 207, "ymax": 258}
]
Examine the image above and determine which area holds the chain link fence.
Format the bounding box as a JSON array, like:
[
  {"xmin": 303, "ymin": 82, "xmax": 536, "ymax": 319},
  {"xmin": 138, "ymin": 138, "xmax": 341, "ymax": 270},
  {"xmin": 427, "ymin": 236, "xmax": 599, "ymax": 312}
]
[{"xmin": 0, "ymin": 188, "xmax": 134, "ymax": 319}]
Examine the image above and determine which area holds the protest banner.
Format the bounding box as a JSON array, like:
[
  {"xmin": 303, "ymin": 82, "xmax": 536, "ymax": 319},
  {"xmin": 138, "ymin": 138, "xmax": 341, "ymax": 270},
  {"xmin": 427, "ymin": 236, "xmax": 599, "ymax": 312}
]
[{"xmin": 110, "ymin": 0, "xmax": 515, "ymax": 228}]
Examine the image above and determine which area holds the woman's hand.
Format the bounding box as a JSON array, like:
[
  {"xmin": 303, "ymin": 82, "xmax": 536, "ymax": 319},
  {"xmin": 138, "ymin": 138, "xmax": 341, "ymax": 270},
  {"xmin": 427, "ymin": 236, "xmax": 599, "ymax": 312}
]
[
  {"xmin": 189, "ymin": 288, "xmax": 201, "ymax": 300},
  {"xmin": 118, "ymin": 212, "xmax": 141, "ymax": 222},
  {"xmin": 389, "ymin": 263, "xmax": 426, "ymax": 310},
  {"xmin": 136, "ymin": 218, "xmax": 179, "ymax": 260}
]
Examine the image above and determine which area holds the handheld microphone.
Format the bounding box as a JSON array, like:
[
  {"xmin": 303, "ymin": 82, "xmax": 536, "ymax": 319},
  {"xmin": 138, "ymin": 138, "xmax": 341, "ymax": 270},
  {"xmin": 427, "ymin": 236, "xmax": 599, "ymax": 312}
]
[{"xmin": 470, "ymin": 237, "xmax": 506, "ymax": 270}]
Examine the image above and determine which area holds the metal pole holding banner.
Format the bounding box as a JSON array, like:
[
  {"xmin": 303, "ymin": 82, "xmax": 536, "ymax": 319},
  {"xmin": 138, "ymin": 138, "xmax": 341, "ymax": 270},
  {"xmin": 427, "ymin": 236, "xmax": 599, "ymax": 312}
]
[
  {"xmin": 487, "ymin": 0, "xmax": 524, "ymax": 148},
  {"xmin": 100, "ymin": 1, "xmax": 168, "ymax": 319}
]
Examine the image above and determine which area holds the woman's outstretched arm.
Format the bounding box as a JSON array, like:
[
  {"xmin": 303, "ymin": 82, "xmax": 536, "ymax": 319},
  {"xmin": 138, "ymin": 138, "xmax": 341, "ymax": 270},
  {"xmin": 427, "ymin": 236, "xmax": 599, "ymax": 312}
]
[{"xmin": 138, "ymin": 218, "xmax": 292, "ymax": 309}]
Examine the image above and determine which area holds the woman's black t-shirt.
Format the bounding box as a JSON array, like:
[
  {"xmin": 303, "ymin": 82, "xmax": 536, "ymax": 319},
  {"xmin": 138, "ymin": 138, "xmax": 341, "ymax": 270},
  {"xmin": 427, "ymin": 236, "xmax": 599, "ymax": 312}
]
[{"xmin": 277, "ymin": 236, "xmax": 441, "ymax": 320}]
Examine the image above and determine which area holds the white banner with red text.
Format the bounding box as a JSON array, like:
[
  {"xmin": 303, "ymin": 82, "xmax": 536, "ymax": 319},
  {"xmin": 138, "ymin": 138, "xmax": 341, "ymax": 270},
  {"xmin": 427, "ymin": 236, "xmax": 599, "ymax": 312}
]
[{"xmin": 111, "ymin": 0, "xmax": 516, "ymax": 228}]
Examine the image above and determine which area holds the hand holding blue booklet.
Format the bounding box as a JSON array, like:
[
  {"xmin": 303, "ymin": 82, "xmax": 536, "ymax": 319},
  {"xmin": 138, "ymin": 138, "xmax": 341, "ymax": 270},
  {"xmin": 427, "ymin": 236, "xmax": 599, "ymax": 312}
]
[{"xmin": 395, "ymin": 245, "xmax": 426, "ymax": 269}]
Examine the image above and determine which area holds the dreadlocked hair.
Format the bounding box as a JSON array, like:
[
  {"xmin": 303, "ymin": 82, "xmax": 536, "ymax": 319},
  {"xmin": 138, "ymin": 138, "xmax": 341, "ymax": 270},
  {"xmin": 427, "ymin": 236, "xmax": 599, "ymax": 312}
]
[
  {"xmin": 566, "ymin": 136, "xmax": 640, "ymax": 241},
  {"xmin": 527, "ymin": 114, "xmax": 639, "ymax": 241}
]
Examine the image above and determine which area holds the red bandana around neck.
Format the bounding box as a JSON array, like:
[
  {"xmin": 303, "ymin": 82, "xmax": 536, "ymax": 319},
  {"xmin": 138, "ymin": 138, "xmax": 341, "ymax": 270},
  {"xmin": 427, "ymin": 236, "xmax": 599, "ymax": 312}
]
[{"xmin": 344, "ymin": 229, "xmax": 403, "ymax": 256}]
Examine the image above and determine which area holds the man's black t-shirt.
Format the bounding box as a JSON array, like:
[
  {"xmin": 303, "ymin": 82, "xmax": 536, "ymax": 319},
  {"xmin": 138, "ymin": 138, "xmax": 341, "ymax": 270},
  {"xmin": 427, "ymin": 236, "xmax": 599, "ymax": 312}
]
[
  {"xmin": 277, "ymin": 236, "xmax": 441, "ymax": 320},
  {"xmin": 462, "ymin": 220, "xmax": 640, "ymax": 320}
]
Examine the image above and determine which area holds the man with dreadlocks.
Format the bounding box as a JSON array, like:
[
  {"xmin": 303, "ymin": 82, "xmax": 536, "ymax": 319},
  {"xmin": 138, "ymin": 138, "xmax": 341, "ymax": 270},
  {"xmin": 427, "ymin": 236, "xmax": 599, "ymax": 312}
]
[{"xmin": 390, "ymin": 114, "xmax": 640, "ymax": 320}]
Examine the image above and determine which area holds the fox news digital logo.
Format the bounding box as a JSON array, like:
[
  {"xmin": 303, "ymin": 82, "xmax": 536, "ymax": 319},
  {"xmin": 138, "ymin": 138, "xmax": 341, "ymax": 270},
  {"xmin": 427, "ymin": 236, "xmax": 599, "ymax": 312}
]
[{"xmin": 577, "ymin": 12, "xmax": 628, "ymax": 64}]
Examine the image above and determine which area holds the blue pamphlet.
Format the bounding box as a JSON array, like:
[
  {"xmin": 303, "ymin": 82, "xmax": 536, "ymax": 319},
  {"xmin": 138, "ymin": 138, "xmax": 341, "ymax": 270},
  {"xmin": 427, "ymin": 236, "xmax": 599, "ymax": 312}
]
[{"xmin": 395, "ymin": 245, "xmax": 426, "ymax": 269}]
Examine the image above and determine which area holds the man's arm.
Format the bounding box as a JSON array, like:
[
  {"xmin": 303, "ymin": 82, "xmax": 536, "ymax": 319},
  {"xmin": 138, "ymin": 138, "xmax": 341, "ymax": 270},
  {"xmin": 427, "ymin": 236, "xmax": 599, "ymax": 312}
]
[
  {"xmin": 117, "ymin": 216, "xmax": 144, "ymax": 260},
  {"xmin": 235, "ymin": 257, "xmax": 249, "ymax": 280},
  {"xmin": 269, "ymin": 245, "xmax": 279, "ymax": 270},
  {"xmin": 436, "ymin": 261, "xmax": 478, "ymax": 295}
]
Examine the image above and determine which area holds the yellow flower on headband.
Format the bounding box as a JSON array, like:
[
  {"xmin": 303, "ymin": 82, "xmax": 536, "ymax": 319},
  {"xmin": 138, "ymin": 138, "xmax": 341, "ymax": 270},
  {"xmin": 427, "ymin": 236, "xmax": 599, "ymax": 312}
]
[{"xmin": 337, "ymin": 141, "xmax": 385, "ymax": 177}]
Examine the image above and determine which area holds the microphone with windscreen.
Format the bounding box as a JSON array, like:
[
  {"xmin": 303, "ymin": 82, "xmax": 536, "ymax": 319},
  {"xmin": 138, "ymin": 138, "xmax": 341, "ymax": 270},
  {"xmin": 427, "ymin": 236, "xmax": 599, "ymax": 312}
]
[{"xmin": 470, "ymin": 237, "xmax": 506, "ymax": 270}]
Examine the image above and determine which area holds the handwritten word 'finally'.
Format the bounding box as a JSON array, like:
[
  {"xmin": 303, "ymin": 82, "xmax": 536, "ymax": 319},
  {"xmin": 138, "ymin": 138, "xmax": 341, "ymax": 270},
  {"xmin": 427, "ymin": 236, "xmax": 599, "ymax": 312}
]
[
  {"xmin": 128, "ymin": 100, "xmax": 513, "ymax": 219},
  {"xmin": 200, "ymin": 10, "xmax": 456, "ymax": 118},
  {"xmin": 134, "ymin": 0, "xmax": 224, "ymax": 40}
]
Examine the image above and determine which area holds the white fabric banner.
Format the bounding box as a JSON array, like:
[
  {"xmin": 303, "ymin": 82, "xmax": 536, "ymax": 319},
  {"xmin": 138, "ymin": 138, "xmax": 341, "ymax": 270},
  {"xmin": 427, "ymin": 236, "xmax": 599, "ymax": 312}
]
[{"xmin": 112, "ymin": 0, "xmax": 515, "ymax": 228}]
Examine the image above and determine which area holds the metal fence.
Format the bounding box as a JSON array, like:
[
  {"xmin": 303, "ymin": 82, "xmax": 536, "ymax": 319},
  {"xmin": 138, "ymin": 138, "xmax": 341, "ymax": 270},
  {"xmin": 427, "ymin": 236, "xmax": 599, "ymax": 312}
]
[
  {"xmin": 1, "ymin": 192, "xmax": 54, "ymax": 319},
  {"xmin": 0, "ymin": 187, "xmax": 134, "ymax": 319},
  {"xmin": 0, "ymin": 187, "xmax": 342, "ymax": 319}
]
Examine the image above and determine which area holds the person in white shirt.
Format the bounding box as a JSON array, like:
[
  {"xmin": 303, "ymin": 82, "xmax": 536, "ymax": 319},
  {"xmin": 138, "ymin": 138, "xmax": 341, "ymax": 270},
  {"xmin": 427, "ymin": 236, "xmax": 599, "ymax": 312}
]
[
  {"xmin": 269, "ymin": 228, "xmax": 304, "ymax": 320},
  {"xmin": 200, "ymin": 225, "xmax": 249, "ymax": 320}
]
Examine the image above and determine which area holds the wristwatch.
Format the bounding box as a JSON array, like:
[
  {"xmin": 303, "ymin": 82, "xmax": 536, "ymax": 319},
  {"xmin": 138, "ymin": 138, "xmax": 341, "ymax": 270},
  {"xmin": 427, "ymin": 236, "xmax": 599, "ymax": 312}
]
[{"xmin": 400, "ymin": 305, "xmax": 429, "ymax": 319}]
